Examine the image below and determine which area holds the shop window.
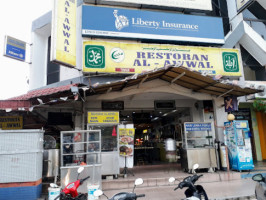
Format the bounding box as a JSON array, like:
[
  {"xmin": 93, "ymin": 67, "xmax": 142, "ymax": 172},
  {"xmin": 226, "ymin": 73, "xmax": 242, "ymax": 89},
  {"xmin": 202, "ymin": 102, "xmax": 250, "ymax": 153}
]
[{"xmin": 47, "ymin": 36, "xmax": 60, "ymax": 85}]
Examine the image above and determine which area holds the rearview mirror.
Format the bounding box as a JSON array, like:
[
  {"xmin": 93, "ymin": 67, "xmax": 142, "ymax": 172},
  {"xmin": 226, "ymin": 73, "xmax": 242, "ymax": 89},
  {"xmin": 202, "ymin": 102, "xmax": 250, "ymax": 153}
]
[
  {"xmin": 77, "ymin": 167, "xmax": 84, "ymax": 174},
  {"xmin": 169, "ymin": 177, "xmax": 175, "ymax": 183},
  {"xmin": 252, "ymin": 174, "xmax": 264, "ymax": 182},
  {"xmin": 50, "ymin": 183, "xmax": 58, "ymax": 188},
  {"xmin": 193, "ymin": 164, "xmax": 199, "ymax": 170},
  {"xmin": 135, "ymin": 178, "xmax": 143, "ymax": 186},
  {"xmin": 94, "ymin": 190, "xmax": 103, "ymax": 197}
]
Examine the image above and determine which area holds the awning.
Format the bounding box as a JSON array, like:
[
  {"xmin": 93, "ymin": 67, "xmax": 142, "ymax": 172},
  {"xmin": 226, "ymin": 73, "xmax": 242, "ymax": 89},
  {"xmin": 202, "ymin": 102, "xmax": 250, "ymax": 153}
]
[
  {"xmin": 88, "ymin": 66, "xmax": 260, "ymax": 98},
  {"xmin": 0, "ymin": 66, "xmax": 261, "ymax": 111},
  {"xmin": 0, "ymin": 83, "xmax": 80, "ymax": 111}
]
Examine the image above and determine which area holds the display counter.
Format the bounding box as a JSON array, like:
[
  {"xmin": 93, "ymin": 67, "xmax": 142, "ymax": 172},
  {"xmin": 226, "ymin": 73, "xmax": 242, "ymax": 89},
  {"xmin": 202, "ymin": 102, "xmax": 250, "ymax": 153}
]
[
  {"xmin": 181, "ymin": 122, "xmax": 217, "ymax": 171},
  {"xmin": 181, "ymin": 147, "xmax": 217, "ymax": 171},
  {"xmin": 89, "ymin": 125, "xmax": 119, "ymax": 176}
]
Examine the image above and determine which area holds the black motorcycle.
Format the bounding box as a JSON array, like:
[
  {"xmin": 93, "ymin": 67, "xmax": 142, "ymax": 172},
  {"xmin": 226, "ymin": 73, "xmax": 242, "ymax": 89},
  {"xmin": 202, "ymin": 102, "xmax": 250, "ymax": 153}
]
[{"xmin": 169, "ymin": 164, "xmax": 208, "ymax": 200}]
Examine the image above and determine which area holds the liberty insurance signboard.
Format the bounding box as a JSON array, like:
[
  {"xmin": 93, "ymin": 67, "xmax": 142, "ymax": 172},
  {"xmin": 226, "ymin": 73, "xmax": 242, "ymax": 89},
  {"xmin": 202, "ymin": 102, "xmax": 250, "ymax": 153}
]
[
  {"xmin": 4, "ymin": 36, "xmax": 26, "ymax": 62},
  {"xmin": 82, "ymin": 5, "xmax": 224, "ymax": 45}
]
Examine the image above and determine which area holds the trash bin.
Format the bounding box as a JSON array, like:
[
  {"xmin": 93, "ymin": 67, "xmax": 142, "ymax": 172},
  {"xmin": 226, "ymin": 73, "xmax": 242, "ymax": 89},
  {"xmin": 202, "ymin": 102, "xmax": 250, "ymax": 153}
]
[
  {"xmin": 87, "ymin": 185, "xmax": 99, "ymax": 200},
  {"xmin": 48, "ymin": 187, "xmax": 61, "ymax": 200},
  {"xmin": 220, "ymin": 145, "xmax": 227, "ymax": 171}
]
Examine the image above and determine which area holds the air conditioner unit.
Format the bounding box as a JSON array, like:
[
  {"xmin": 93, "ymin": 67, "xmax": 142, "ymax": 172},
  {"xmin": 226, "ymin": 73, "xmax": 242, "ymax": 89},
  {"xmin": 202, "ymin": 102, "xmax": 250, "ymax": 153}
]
[{"xmin": 255, "ymin": 85, "xmax": 266, "ymax": 99}]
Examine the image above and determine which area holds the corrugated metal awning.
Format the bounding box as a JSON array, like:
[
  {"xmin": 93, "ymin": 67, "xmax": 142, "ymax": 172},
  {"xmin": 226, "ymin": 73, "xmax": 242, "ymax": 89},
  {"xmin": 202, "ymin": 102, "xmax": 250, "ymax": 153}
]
[{"xmin": 88, "ymin": 66, "xmax": 260, "ymax": 97}]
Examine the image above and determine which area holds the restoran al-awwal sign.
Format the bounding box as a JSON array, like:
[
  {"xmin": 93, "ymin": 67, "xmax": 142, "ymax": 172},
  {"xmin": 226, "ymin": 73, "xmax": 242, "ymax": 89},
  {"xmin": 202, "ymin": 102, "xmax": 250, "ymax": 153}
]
[
  {"xmin": 83, "ymin": 40, "xmax": 242, "ymax": 77},
  {"xmin": 51, "ymin": 0, "xmax": 77, "ymax": 67},
  {"xmin": 100, "ymin": 0, "xmax": 212, "ymax": 11},
  {"xmin": 82, "ymin": 5, "xmax": 224, "ymax": 44}
]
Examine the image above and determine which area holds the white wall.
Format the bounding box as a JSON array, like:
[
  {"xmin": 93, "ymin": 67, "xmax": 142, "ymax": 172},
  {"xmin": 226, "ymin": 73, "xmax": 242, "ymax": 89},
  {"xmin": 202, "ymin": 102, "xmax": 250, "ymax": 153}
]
[{"xmin": 30, "ymin": 33, "xmax": 48, "ymax": 90}]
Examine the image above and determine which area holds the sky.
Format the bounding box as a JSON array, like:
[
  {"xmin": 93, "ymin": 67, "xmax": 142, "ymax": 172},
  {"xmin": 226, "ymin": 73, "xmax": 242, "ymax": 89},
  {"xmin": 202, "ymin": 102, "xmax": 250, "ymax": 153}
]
[{"xmin": 0, "ymin": 0, "xmax": 53, "ymax": 100}]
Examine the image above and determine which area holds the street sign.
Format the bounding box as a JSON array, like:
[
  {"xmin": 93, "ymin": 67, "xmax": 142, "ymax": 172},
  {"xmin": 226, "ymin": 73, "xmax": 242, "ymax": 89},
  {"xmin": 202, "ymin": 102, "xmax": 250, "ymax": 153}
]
[{"xmin": 4, "ymin": 35, "xmax": 26, "ymax": 61}]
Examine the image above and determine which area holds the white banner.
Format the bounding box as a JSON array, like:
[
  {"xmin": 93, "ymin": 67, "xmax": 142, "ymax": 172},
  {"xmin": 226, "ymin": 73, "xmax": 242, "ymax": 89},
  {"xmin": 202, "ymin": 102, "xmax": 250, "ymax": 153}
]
[{"xmin": 101, "ymin": 0, "xmax": 212, "ymax": 11}]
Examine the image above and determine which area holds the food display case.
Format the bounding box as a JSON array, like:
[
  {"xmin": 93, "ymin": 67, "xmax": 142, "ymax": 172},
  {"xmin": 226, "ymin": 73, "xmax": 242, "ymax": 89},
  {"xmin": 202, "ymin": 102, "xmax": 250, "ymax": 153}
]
[
  {"xmin": 88, "ymin": 125, "xmax": 119, "ymax": 177},
  {"xmin": 181, "ymin": 122, "xmax": 217, "ymax": 172},
  {"xmin": 60, "ymin": 130, "xmax": 102, "ymax": 193}
]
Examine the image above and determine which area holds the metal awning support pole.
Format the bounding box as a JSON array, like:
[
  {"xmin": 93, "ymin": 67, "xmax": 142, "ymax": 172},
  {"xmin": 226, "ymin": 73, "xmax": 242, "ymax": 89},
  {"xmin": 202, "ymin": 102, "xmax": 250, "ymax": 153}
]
[
  {"xmin": 217, "ymin": 88, "xmax": 234, "ymax": 98},
  {"xmin": 106, "ymin": 87, "xmax": 112, "ymax": 93},
  {"xmin": 171, "ymin": 72, "xmax": 186, "ymax": 84},
  {"xmin": 138, "ymin": 75, "xmax": 149, "ymax": 88}
]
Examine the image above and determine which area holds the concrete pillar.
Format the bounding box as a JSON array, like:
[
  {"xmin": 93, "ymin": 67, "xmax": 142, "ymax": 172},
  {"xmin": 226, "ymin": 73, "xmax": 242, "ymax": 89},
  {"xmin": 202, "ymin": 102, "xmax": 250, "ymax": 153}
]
[{"xmin": 212, "ymin": 98, "xmax": 228, "ymax": 143}]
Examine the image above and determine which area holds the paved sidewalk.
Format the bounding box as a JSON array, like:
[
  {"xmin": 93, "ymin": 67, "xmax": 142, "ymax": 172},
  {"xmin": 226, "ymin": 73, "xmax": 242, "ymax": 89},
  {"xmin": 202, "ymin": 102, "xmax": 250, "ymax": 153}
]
[{"xmin": 100, "ymin": 179, "xmax": 256, "ymax": 200}]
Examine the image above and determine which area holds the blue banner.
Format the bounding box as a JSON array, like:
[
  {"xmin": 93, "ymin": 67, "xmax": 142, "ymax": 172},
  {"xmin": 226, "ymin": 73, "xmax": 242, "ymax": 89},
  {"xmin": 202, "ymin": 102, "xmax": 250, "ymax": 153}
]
[
  {"xmin": 185, "ymin": 123, "xmax": 212, "ymax": 131},
  {"xmin": 82, "ymin": 5, "xmax": 224, "ymax": 44},
  {"xmin": 5, "ymin": 36, "xmax": 26, "ymax": 61}
]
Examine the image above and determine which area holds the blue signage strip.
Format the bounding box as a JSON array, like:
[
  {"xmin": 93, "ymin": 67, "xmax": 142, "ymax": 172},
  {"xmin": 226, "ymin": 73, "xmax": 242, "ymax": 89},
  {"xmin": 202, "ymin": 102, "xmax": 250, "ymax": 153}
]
[
  {"xmin": 5, "ymin": 36, "xmax": 26, "ymax": 61},
  {"xmin": 185, "ymin": 123, "xmax": 212, "ymax": 131},
  {"xmin": 82, "ymin": 5, "xmax": 224, "ymax": 44}
]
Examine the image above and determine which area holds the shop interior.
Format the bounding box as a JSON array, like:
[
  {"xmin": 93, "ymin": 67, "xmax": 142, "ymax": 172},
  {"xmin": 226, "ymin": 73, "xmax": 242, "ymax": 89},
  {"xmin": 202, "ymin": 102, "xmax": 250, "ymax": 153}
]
[{"xmin": 118, "ymin": 108, "xmax": 191, "ymax": 166}]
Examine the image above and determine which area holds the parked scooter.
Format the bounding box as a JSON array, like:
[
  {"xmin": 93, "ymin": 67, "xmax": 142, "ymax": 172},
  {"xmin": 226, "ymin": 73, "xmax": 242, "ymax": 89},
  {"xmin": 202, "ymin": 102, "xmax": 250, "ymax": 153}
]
[
  {"xmin": 169, "ymin": 164, "xmax": 208, "ymax": 200},
  {"xmin": 94, "ymin": 178, "xmax": 145, "ymax": 200},
  {"xmin": 53, "ymin": 167, "xmax": 90, "ymax": 200},
  {"xmin": 252, "ymin": 173, "xmax": 266, "ymax": 200}
]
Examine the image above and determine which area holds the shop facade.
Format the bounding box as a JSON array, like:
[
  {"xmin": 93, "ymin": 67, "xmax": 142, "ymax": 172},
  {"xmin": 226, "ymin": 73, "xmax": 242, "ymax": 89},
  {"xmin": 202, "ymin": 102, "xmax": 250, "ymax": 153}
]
[{"xmin": 0, "ymin": 0, "xmax": 263, "ymax": 197}]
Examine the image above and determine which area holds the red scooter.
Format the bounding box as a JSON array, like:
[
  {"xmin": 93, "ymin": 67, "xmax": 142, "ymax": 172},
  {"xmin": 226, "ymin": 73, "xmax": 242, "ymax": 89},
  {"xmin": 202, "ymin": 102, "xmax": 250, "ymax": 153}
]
[{"xmin": 54, "ymin": 167, "xmax": 90, "ymax": 200}]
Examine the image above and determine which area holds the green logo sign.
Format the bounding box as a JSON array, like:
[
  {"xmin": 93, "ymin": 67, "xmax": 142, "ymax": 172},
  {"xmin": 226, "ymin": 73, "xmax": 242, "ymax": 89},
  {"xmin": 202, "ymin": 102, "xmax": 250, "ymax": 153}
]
[
  {"xmin": 222, "ymin": 52, "xmax": 239, "ymax": 73},
  {"xmin": 85, "ymin": 45, "xmax": 105, "ymax": 68}
]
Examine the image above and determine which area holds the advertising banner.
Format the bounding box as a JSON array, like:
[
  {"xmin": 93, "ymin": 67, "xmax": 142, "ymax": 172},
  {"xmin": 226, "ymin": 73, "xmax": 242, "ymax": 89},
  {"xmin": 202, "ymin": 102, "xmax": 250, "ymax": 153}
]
[
  {"xmin": 51, "ymin": 0, "xmax": 77, "ymax": 67},
  {"xmin": 83, "ymin": 40, "xmax": 242, "ymax": 76},
  {"xmin": 87, "ymin": 111, "xmax": 119, "ymax": 124},
  {"xmin": 184, "ymin": 123, "xmax": 212, "ymax": 132},
  {"xmin": 224, "ymin": 96, "xmax": 238, "ymax": 112},
  {"xmin": 0, "ymin": 116, "xmax": 23, "ymax": 130},
  {"xmin": 100, "ymin": 0, "xmax": 212, "ymax": 11},
  {"xmin": 4, "ymin": 36, "xmax": 26, "ymax": 61},
  {"xmin": 82, "ymin": 5, "xmax": 224, "ymax": 44},
  {"xmin": 119, "ymin": 128, "xmax": 135, "ymax": 156}
]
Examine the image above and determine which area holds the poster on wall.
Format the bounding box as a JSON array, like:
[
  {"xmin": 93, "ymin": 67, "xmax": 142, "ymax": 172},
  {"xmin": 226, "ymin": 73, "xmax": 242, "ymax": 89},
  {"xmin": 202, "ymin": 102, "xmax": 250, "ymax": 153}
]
[
  {"xmin": 82, "ymin": 5, "xmax": 224, "ymax": 44},
  {"xmin": 51, "ymin": 0, "xmax": 77, "ymax": 67},
  {"xmin": 83, "ymin": 40, "xmax": 241, "ymax": 76},
  {"xmin": 224, "ymin": 96, "xmax": 238, "ymax": 112},
  {"xmin": 100, "ymin": 0, "xmax": 213, "ymax": 11},
  {"xmin": 119, "ymin": 128, "xmax": 135, "ymax": 156}
]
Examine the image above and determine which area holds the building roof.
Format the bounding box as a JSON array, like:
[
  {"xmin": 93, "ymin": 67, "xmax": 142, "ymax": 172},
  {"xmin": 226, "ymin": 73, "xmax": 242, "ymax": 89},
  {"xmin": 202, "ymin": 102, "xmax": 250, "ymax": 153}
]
[
  {"xmin": 8, "ymin": 83, "xmax": 78, "ymax": 100},
  {"xmin": 0, "ymin": 83, "xmax": 79, "ymax": 111}
]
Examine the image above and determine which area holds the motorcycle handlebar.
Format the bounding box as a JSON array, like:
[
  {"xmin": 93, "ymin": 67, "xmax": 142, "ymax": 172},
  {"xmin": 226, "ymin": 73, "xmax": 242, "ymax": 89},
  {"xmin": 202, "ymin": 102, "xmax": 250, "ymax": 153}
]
[
  {"xmin": 80, "ymin": 175, "xmax": 90, "ymax": 185},
  {"xmin": 136, "ymin": 194, "xmax": 145, "ymax": 198}
]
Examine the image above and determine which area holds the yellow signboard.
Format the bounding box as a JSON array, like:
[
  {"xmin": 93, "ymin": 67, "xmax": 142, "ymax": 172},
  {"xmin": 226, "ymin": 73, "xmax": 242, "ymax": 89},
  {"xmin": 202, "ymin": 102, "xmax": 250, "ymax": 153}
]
[
  {"xmin": 0, "ymin": 116, "xmax": 23, "ymax": 130},
  {"xmin": 83, "ymin": 40, "xmax": 242, "ymax": 77},
  {"xmin": 51, "ymin": 0, "xmax": 77, "ymax": 67},
  {"xmin": 88, "ymin": 112, "xmax": 119, "ymax": 124}
]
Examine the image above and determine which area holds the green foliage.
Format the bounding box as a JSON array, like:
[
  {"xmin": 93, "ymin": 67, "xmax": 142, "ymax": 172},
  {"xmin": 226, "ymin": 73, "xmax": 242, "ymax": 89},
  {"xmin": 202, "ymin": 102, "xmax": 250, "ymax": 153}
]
[{"xmin": 253, "ymin": 99, "xmax": 266, "ymax": 112}]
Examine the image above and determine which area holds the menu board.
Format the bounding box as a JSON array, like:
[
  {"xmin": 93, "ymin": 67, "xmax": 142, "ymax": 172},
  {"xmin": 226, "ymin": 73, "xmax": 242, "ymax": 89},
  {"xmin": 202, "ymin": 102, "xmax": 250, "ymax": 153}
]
[{"xmin": 119, "ymin": 128, "xmax": 135, "ymax": 156}]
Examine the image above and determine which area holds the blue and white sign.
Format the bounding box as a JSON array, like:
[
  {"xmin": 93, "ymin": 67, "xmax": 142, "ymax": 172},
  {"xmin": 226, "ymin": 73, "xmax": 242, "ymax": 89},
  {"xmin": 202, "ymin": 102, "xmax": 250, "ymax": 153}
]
[
  {"xmin": 185, "ymin": 123, "xmax": 212, "ymax": 131},
  {"xmin": 82, "ymin": 5, "xmax": 224, "ymax": 44},
  {"xmin": 4, "ymin": 36, "xmax": 26, "ymax": 61}
]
